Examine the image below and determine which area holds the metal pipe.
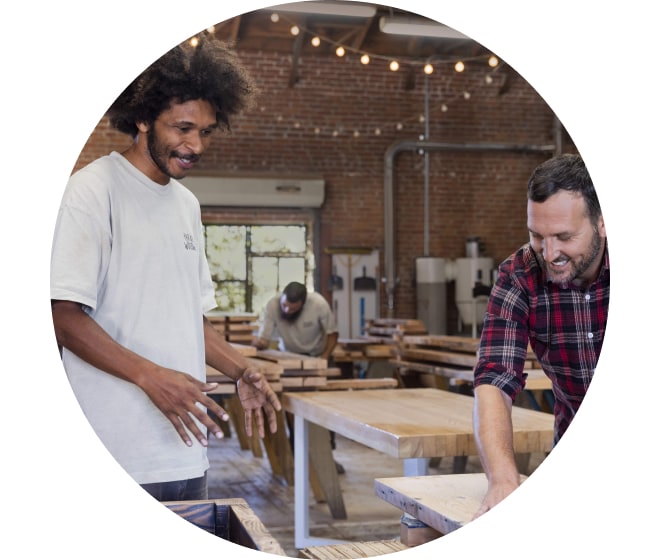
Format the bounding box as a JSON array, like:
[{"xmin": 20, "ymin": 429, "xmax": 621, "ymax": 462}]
[{"xmin": 383, "ymin": 140, "xmax": 556, "ymax": 315}]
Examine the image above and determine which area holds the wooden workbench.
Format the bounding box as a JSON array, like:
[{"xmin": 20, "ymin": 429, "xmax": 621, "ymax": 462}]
[{"xmin": 283, "ymin": 388, "xmax": 554, "ymax": 548}]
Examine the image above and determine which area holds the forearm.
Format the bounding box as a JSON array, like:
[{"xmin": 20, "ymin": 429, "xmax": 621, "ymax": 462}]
[
  {"xmin": 321, "ymin": 332, "xmax": 338, "ymax": 361},
  {"xmin": 473, "ymin": 384, "xmax": 520, "ymax": 485},
  {"xmin": 51, "ymin": 299, "xmax": 160, "ymax": 388},
  {"xmin": 204, "ymin": 318, "xmax": 252, "ymax": 380}
]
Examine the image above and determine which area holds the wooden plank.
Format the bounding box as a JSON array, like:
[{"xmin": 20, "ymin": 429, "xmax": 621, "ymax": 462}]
[
  {"xmin": 279, "ymin": 376, "xmax": 328, "ymax": 388},
  {"xmin": 524, "ymin": 369, "xmax": 552, "ymax": 391},
  {"xmin": 279, "ymin": 367, "xmax": 341, "ymax": 378},
  {"xmin": 402, "ymin": 335, "xmax": 480, "ymax": 354},
  {"xmin": 298, "ymin": 540, "xmax": 408, "ymax": 559},
  {"xmin": 391, "ymin": 359, "xmax": 473, "ymax": 382},
  {"xmin": 163, "ymin": 498, "xmax": 287, "ymax": 556},
  {"xmin": 255, "ymin": 349, "xmax": 327, "ymax": 370},
  {"xmin": 230, "ymin": 343, "xmax": 257, "ymax": 356},
  {"xmin": 400, "ymin": 348, "xmax": 478, "ymax": 368},
  {"xmin": 374, "ymin": 473, "xmax": 526, "ymax": 537},
  {"xmin": 321, "ymin": 378, "xmax": 398, "ymax": 390}
]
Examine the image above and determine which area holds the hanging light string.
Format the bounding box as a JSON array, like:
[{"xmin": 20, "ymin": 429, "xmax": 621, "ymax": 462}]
[
  {"xmin": 269, "ymin": 11, "xmax": 501, "ymax": 76},
  {"xmin": 199, "ymin": 16, "xmax": 506, "ymax": 139}
]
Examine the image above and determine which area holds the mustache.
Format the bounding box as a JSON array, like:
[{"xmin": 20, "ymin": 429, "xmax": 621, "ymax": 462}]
[{"xmin": 172, "ymin": 151, "xmax": 201, "ymax": 163}]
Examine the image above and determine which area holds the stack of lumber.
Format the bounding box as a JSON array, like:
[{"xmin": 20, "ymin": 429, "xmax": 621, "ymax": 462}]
[
  {"xmin": 206, "ymin": 343, "xmax": 284, "ymax": 393},
  {"xmin": 392, "ymin": 335, "xmax": 539, "ymax": 388},
  {"xmin": 362, "ymin": 318, "xmax": 427, "ymax": 342},
  {"xmin": 206, "ymin": 313, "xmax": 258, "ymax": 344},
  {"xmin": 254, "ymin": 349, "xmax": 341, "ymax": 389},
  {"xmin": 332, "ymin": 337, "xmax": 395, "ymax": 362}
]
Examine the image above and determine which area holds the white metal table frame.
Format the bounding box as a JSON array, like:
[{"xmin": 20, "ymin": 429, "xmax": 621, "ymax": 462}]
[{"xmin": 293, "ymin": 415, "xmax": 431, "ymax": 548}]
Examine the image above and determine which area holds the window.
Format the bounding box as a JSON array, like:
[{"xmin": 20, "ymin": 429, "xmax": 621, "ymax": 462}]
[{"xmin": 204, "ymin": 223, "xmax": 313, "ymax": 313}]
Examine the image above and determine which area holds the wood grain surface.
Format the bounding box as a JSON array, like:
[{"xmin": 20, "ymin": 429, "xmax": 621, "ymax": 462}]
[{"xmin": 282, "ymin": 388, "xmax": 554, "ymax": 459}]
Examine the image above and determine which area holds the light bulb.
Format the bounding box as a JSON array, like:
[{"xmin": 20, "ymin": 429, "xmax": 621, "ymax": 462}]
[
  {"xmin": 360, "ymin": 54, "xmax": 370, "ymax": 65},
  {"xmin": 189, "ymin": 37, "xmax": 199, "ymax": 47},
  {"xmin": 311, "ymin": 36, "xmax": 321, "ymax": 47},
  {"xmin": 336, "ymin": 46, "xmax": 345, "ymax": 57},
  {"xmin": 488, "ymin": 55, "xmax": 499, "ymax": 67},
  {"xmin": 270, "ymin": 13, "xmax": 279, "ymax": 23},
  {"xmin": 454, "ymin": 61, "xmax": 465, "ymax": 73},
  {"xmin": 389, "ymin": 60, "xmax": 400, "ymax": 72},
  {"xmin": 424, "ymin": 64, "xmax": 434, "ymax": 75},
  {"xmin": 290, "ymin": 25, "xmax": 300, "ymax": 36}
]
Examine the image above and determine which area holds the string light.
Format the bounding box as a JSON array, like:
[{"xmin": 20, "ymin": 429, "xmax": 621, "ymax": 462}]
[{"xmin": 208, "ymin": 16, "xmax": 508, "ymax": 140}]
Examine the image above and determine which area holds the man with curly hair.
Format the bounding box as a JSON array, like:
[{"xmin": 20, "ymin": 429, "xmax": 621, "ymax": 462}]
[{"xmin": 50, "ymin": 34, "xmax": 281, "ymax": 501}]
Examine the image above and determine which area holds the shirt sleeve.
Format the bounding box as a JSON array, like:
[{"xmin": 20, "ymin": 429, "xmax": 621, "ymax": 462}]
[
  {"xmin": 473, "ymin": 258, "xmax": 531, "ymax": 400},
  {"xmin": 50, "ymin": 181, "xmax": 112, "ymax": 311},
  {"xmin": 318, "ymin": 296, "xmax": 337, "ymax": 334},
  {"xmin": 258, "ymin": 298, "xmax": 277, "ymax": 340}
]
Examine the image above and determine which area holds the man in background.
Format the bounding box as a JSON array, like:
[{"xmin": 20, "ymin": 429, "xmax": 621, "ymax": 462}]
[
  {"xmin": 253, "ymin": 281, "xmax": 343, "ymax": 471},
  {"xmin": 472, "ymin": 153, "xmax": 609, "ymax": 518},
  {"xmin": 51, "ymin": 33, "xmax": 281, "ymax": 502},
  {"xmin": 253, "ymin": 281, "xmax": 338, "ymax": 361}
]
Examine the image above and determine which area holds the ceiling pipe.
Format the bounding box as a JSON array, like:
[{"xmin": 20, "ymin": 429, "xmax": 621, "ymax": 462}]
[{"xmin": 383, "ymin": 140, "xmax": 557, "ymax": 315}]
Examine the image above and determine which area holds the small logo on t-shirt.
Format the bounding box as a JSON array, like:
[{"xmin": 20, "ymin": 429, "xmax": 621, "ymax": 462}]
[{"xmin": 183, "ymin": 233, "xmax": 197, "ymax": 251}]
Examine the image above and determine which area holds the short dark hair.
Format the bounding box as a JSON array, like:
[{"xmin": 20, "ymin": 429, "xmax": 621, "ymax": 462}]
[
  {"xmin": 283, "ymin": 282, "xmax": 307, "ymax": 304},
  {"xmin": 107, "ymin": 32, "xmax": 257, "ymax": 137},
  {"xmin": 528, "ymin": 154, "xmax": 601, "ymax": 224}
]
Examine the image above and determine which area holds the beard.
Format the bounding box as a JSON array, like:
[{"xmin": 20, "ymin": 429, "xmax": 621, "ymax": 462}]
[
  {"xmin": 539, "ymin": 229, "xmax": 603, "ymax": 285},
  {"xmin": 146, "ymin": 128, "xmax": 200, "ymax": 180},
  {"xmin": 279, "ymin": 307, "xmax": 303, "ymax": 323}
]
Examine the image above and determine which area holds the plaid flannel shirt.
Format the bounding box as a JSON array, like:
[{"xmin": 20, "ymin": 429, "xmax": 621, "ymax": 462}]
[{"xmin": 473, "ymin": 243, "xmax": 610, "ymax": 443}]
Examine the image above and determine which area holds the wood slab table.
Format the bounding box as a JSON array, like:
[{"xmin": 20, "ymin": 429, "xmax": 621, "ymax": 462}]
[{"xmin": 282, "ymin": 388, "xmax": 554, "ymax": 548}]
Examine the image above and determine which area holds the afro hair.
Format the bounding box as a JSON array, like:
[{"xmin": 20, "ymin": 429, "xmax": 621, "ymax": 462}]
[{"xmin": 107, "ymin": 33, "xmax": 257, "ymax": 137}]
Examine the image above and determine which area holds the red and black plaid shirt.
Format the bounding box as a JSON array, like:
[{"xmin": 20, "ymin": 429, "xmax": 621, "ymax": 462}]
[{"xmin": 473, "ymin": 243, "xmax": 610, "ymax": 443}]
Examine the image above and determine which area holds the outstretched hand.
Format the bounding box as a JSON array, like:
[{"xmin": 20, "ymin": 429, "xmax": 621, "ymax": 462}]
[
  {"xmin": 237, "ymin": 367, "xmax": 282, "ymax": 438},
  {"xmin": 137, "ymin": 367, "xmax": 232, "ymax": 448}
]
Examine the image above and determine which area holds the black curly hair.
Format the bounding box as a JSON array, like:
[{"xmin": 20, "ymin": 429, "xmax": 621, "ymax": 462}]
[{"xmin": 107, "ymin": 33, "xmax": 257, "ymax": 137}]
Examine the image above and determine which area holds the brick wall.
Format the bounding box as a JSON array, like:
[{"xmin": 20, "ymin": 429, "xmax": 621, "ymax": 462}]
[{"xmin": 71, "ymin": 49, "xmax": 576, "ymax": 331}]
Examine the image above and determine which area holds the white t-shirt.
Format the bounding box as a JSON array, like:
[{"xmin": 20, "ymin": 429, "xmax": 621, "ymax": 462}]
[
  {"xmin": 50, "ymin": 151, "xmax": 217, "ymax": 484},
  {"xmin": 258, "ymin": 292, "xmax": 337, "ymax": 356}
]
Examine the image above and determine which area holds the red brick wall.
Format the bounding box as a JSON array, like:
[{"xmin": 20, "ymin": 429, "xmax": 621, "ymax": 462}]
[{"xmin": 71, "ymin": 49, "xmax": 576, "ymax": 330}]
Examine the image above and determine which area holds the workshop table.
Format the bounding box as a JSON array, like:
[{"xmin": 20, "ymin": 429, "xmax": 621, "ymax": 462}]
[{"xmin": 282, "ymin": 387, "xmax": 554, "ymax": 548}]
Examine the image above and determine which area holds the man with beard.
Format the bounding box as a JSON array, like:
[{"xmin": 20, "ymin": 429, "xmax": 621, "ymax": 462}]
[
  {"xmin": 471, "ymin": 153, "xmax": 609, "ymax": 518},
  {"xmin": 253, "ymin": 281, "xmax": 338, "ymax": 362},
  {"xmin": 50, "ymin": 34, "xmax": 281, "ymax": 501},
  {"xmin": 253, "ymin": 282, "xmax": 344, "ymax": 472}
]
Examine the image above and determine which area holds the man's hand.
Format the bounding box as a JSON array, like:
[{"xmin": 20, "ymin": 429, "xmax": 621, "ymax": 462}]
[
  {"xmin": 472, "ymin": 478, "xmax": 520, "ymax": 520},
  {"xmin": 236, "ymin": 367, "xmax": 282, "ymax": 438},
  {"xmin": 137, "ymin": 366, "xmax": 232, "ymax": 448}
]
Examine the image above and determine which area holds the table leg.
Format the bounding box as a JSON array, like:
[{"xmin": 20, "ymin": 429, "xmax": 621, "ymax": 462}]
[
  {"xmin": 293, "ymin": 415, "xmax": 346, "ymax": 549},
  {"xmin": 403, "ymin": 458, "xmax": 429, "ymax": 476}
]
